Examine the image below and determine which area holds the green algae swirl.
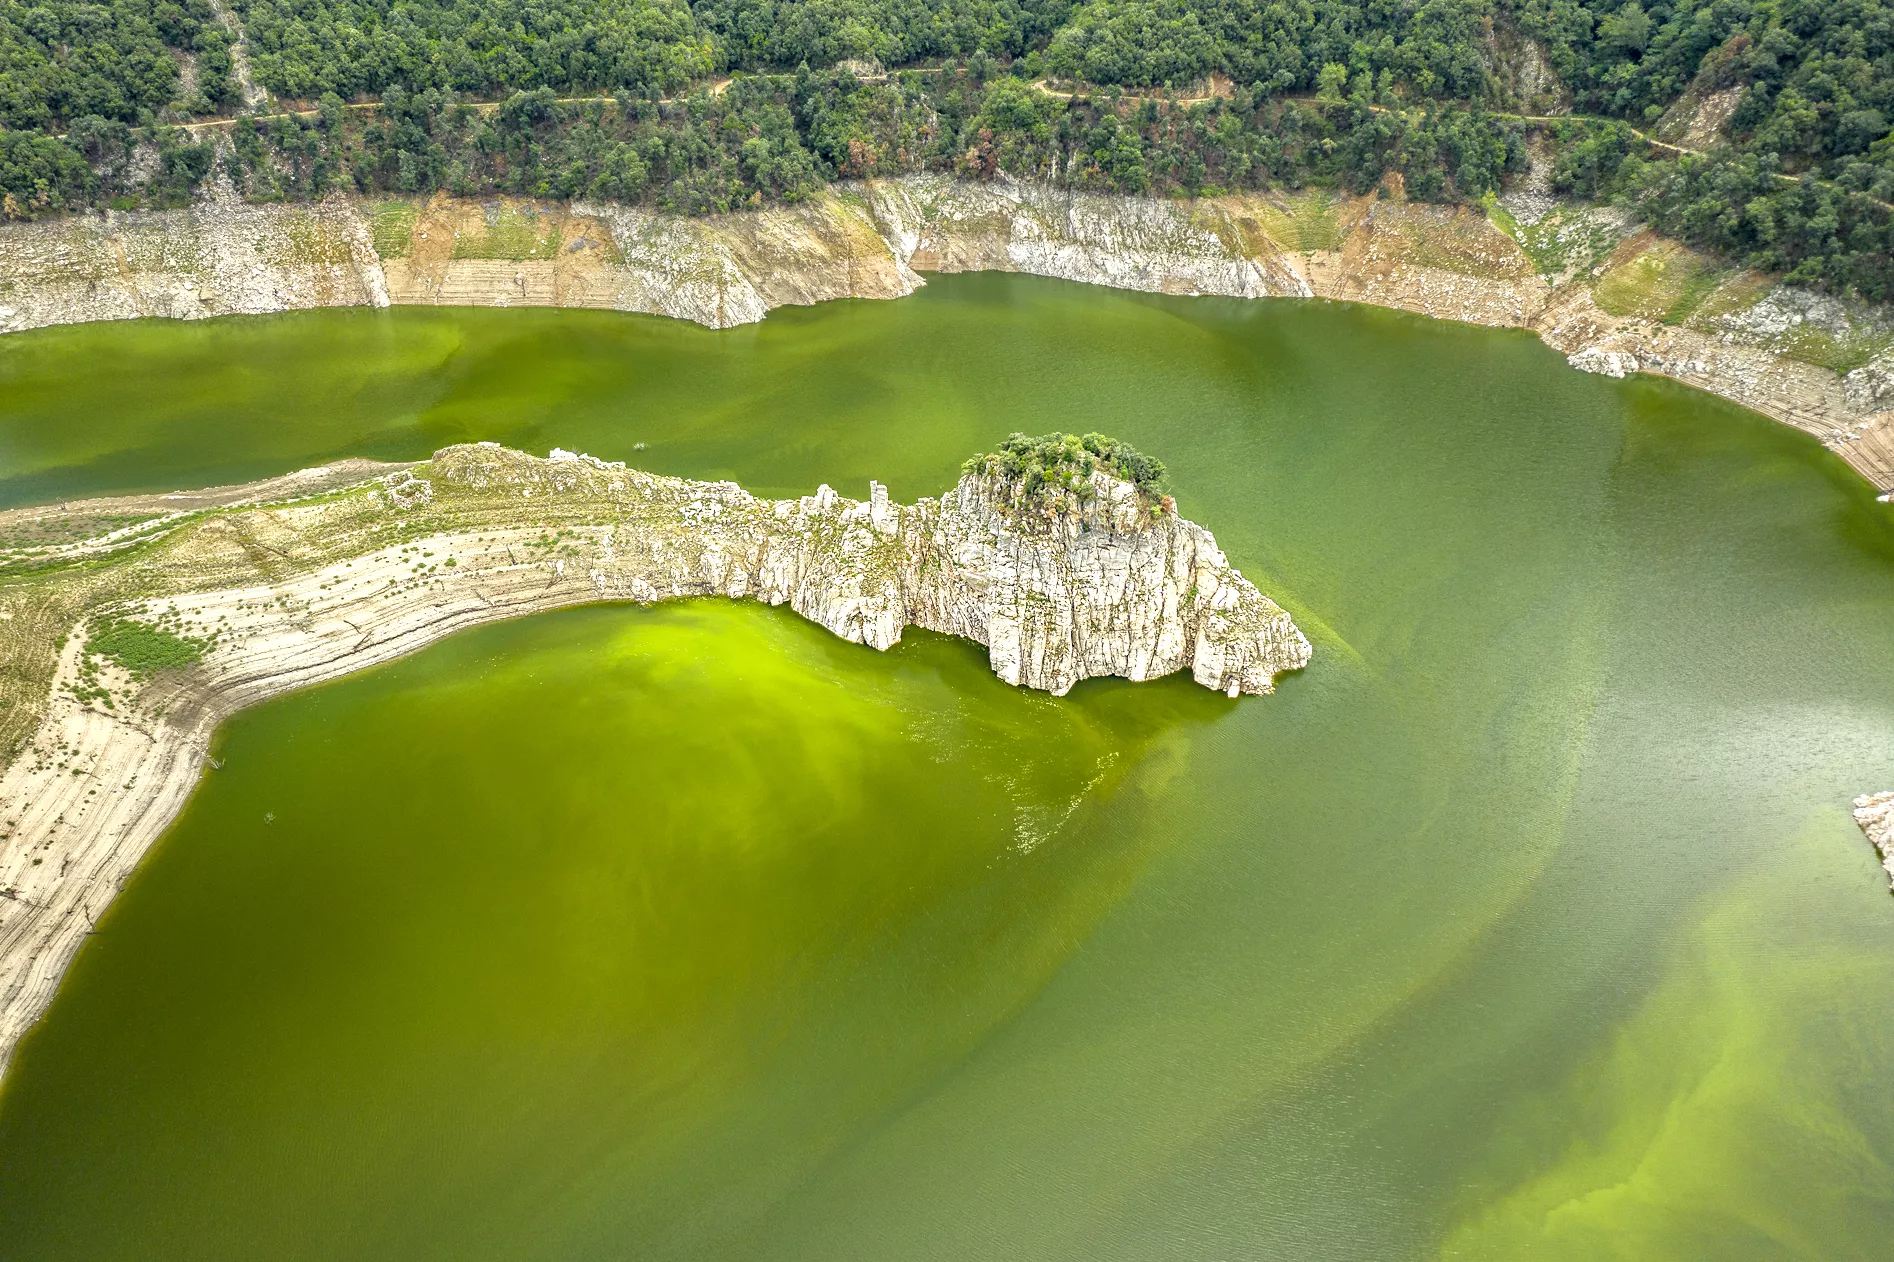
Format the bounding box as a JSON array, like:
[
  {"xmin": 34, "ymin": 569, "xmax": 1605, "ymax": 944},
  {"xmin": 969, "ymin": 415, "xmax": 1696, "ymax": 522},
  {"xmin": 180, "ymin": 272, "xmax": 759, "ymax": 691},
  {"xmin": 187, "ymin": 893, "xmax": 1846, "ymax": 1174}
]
[{"xmin": 2, "ymin": 275, "xmax": 1894, "ymax": 1259}]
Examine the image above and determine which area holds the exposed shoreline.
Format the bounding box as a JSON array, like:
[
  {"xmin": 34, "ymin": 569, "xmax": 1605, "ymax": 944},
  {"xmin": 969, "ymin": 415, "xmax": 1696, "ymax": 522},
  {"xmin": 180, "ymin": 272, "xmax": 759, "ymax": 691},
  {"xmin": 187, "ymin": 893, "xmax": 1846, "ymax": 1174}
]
[
  {"xmin": 3, "ymin": 174, "xmax": 1892, "ymax": 492},
  {"xmin": 0, "ymin": 444, "xmax": 1309, "ymax": 1081}
]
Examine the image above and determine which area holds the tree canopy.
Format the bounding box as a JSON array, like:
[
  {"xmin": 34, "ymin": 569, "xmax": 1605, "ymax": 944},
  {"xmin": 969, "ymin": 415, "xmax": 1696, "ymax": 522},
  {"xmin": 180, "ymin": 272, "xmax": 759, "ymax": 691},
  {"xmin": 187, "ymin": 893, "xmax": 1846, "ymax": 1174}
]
[{"xmin": 1, "ymin": 0, "xmax": 1891, "ymax": 295}]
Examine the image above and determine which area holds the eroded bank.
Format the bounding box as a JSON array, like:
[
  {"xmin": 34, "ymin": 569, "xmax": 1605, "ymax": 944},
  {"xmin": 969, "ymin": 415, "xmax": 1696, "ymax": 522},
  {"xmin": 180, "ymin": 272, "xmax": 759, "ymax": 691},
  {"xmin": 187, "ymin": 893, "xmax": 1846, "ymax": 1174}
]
[{"xmin": 4, "ymin": 174, "xmax": 1893, "ymax": 491}]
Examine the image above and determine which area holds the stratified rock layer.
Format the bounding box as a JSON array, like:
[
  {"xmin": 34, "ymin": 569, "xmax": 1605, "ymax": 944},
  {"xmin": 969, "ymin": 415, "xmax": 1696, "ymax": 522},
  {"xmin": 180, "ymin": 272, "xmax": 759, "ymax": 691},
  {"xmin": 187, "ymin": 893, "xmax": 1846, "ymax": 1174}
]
[{"xmin": 0, "ymin": 445, "xmax": 1308, "ymax": 1079}]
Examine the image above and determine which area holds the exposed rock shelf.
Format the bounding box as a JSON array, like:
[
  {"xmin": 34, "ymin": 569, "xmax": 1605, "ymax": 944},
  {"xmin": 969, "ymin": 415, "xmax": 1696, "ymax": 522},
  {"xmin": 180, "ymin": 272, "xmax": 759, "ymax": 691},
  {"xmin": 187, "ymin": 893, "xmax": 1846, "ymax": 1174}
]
[
  {"xmin": 3, "ymin": 175, "xmax": 1893, "ymax": 491},
  {"xmin": 0, "ymin": 443, "xmax": 1310, "ymax": 1079}
]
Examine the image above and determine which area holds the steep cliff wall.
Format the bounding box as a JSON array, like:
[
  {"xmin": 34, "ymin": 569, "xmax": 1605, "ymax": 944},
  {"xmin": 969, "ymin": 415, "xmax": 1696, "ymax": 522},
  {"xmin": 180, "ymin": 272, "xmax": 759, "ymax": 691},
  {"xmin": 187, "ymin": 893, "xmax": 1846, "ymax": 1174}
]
[
  {"xmin": 0, "ymin": 443, "xmax": 1308, "ymax": 1078},
  {"xmin": 2, "ymin": 176, "xmax": 1892, "ymax": 491}
]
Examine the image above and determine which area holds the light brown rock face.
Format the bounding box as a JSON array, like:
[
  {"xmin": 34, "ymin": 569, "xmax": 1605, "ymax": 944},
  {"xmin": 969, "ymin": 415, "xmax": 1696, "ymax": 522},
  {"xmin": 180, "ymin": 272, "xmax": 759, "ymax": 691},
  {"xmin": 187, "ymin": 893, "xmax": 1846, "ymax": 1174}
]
[{"xmin": 0, "ymin": 444, "xmax": 1307, "ymax": 1079}]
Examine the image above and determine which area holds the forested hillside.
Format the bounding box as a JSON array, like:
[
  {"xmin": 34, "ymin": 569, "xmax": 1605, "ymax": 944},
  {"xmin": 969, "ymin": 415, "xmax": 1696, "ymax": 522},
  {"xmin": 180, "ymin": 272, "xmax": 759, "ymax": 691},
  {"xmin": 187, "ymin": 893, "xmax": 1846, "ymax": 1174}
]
[{"xmin": 1, "ymin": 0, "xmax": 1891, "ymax": 296}]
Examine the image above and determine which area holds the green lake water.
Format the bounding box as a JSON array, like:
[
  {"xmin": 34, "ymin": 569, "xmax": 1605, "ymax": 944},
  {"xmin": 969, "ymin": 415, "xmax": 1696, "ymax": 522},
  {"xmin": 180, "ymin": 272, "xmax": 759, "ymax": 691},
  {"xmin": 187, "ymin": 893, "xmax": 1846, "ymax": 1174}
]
[{"xmin": 2, "ymin": 276, "xmax": 1893, "ymax": 1258}]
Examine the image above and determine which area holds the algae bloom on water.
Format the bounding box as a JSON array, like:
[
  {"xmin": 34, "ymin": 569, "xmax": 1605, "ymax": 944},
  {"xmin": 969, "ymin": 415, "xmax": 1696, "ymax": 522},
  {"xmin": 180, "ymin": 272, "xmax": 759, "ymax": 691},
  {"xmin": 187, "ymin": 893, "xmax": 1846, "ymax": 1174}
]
[
  {"xmin": 0, "ymin": 436, "xmax": 1312, "ymax": 1109},
  {"xmin": 5, "ymin": 282, "xmax": 1894, "ymax": 1261}
]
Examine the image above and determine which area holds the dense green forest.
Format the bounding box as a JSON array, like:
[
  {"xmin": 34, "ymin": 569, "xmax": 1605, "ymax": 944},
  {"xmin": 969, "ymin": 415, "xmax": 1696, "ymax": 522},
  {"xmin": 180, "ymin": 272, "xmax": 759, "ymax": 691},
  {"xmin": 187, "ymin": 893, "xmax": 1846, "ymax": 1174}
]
[{"xmin": 1, "ymin": 0, "xmax": 1892, "ymax": 296}]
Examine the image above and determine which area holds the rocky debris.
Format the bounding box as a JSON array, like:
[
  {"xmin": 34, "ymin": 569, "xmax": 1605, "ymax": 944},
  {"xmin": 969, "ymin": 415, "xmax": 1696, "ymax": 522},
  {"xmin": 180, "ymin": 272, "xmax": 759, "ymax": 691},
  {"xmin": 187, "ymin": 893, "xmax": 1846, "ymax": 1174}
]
[
  {"xmin": 379, "ymin": 469, "xmax": 433, "ymax": 510},
  {"xmin": 1499, "ymin": 137, "xmax": 1561, "ymax": 229},
  {"xmin": 1709, "ymin": 285, "xmax": 1894, "ymax": 377},
  {"xmin": 206, "ymin": 0, "xmax": 268, "ymax": 110},
  {"xmin": 1843, "ymin": 354, "xmax": 1894, "ymax": 414},
  {"xmin": 1853, "ymin": 792, "xmax": 1894, "ymax": 892},
  {"xmin": 1488, "ymin": 28, "xmax": 1571, "ymax": 116},
  {"xmin": 1656, "ymin": 85, "xmax": 1742, "ymax": 151},
  {"xmin": 1564, "ymin": 347, "xmax": 1642, "ymax": 378}
]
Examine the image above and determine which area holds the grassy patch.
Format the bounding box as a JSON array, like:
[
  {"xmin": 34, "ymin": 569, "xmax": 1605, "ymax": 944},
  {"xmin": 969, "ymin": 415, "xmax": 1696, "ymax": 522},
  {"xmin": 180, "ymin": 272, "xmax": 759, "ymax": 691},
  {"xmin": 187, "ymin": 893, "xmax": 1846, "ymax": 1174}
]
[
  {"xmin": 1594, "ymin": 241, "xmax": 1727, "ymax": 323},
  {"xmin": 1661, "ymin": 260, "xmax": 1730, "ymax": 325},
  {"xmin": 1256, "ymin": 192, "xmax": 1341, "ymax": 251},
  {"xmin": 451, "ymin": 209, "xmax": 564, "ymax": 260},
  {"xmin": 267, "ymin": 220, "xmax": 359, "ymax": 268},
  {"xmin": 1685, "ymin": 272, "xmax": 1775, "ymax": 326},
  {"xmin": 1773, "ymin": 325, "xmax": 1894, "ymax": 374},
  {"xmin": 86, "ymin": 614, "xmax": 211, "ymax": 679},
  {"xmin": 370, "ymin": 202, "xmax": 419, "ymax": 259}
]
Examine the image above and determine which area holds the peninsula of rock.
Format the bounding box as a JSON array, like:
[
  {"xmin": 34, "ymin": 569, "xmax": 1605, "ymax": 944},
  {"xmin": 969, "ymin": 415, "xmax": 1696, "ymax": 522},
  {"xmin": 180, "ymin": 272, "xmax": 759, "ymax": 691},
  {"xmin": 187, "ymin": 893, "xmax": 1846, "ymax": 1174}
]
[{"xmin": 0, "ymin": 440, "xmax": 1310, "ymax": 1079}]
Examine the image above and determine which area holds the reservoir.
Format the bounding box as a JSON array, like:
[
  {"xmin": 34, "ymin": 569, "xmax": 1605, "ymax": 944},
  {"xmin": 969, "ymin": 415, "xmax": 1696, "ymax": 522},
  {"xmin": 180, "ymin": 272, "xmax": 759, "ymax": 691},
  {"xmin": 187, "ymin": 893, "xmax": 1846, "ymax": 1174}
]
[{"xmin": 1, "ymin": 274, "xmax": 1892, "ymax": 1258}]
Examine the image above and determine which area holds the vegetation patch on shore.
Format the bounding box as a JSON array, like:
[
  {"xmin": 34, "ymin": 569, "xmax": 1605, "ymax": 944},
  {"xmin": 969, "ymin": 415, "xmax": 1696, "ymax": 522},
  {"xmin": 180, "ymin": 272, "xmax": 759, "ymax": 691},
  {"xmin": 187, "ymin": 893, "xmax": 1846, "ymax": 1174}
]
[
  {"xmin": 369, "ymin": 203, "xmax": 419, "ymax": 259},
  {"xmin": 85, "ymin": 615, "xmax": 211, "ymax": 680},
  {"xmin": 65, "ymin": 613, "xmax": 213, "ymax": 711},
  {"xmin": 450, "ymin": 208, "xmax": 565, "ymax": 261}
]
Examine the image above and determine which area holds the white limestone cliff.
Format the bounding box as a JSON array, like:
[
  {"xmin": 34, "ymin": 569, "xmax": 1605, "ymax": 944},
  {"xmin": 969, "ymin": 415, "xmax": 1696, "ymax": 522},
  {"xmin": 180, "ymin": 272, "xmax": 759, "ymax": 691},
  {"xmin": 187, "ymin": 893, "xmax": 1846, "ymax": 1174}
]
[{"xmin": 429, "ymin": 443, "xmax": 1310, "ymax": 697}]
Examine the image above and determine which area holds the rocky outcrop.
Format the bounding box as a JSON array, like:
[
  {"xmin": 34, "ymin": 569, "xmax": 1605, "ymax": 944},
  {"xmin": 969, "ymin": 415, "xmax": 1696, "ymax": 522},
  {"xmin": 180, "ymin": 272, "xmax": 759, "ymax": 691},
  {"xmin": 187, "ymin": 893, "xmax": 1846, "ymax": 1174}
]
[
  {"xmin": 418, "ymin": 443, "xmax": 1309, "ymax": 697},
  {"xmin": 4, "ymin": 175, "xmax": 1894, "ymax": 491},
  {"xmin": 0, "ymin": 193, "xmax": 387, "ymax": 329},
  {"xmin": 860, "ymin": 175, "xmax": 1311, "ymax": 299},
  {"xmin": 1853, "ymin": 792, "xmax": 1894, "ymax": 892},
  {"xmin": 0, "ymin": 443, "xmax": 1308, "ymax": 1079}
]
